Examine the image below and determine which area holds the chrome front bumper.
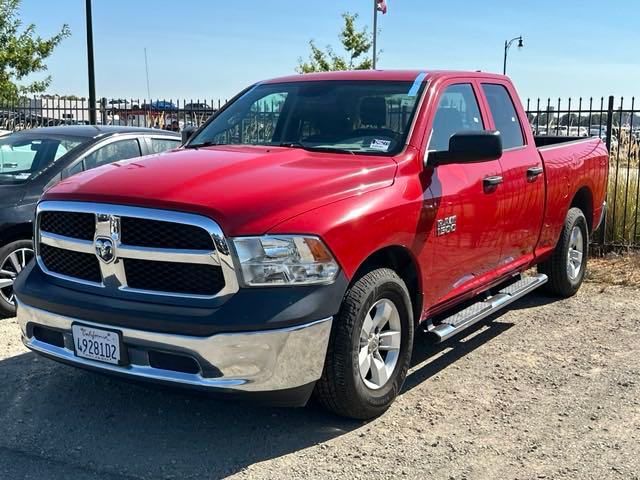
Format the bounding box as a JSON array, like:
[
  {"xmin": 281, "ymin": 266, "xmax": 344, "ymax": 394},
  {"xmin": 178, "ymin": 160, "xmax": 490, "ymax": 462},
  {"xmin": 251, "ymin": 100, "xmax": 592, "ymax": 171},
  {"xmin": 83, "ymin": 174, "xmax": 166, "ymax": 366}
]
[{"xmin": 17, "ymin": 301, "xmax": 332, "ymax": 393}]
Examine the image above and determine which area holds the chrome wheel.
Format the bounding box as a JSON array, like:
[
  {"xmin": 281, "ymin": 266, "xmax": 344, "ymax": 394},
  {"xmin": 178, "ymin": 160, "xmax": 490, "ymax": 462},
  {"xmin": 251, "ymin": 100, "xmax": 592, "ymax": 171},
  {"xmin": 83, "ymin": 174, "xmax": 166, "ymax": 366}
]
[
  {"xmin": 0, "ymin": 247, "xmax": 33, "ymax": 306},
  {"xmin": 358, "ymin": 298, "xmax": 402, "ymax": 390},
  {"xmin": 567, "ymin": 226, "xmax": 584, "ymax": 281}
]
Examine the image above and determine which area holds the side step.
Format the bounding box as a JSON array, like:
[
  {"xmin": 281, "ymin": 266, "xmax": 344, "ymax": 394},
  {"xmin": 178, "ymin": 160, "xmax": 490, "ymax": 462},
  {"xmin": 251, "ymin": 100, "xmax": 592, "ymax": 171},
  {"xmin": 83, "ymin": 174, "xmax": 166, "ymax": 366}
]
[{"xmin": 430, "ymin": 274, "xmax": 548, "ymax": 343}]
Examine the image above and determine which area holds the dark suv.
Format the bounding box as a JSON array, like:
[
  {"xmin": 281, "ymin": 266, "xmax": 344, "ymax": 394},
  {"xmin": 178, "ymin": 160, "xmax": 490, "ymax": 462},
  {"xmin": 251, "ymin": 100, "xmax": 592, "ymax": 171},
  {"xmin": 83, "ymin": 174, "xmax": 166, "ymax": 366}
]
[{"xmin": 0, "ymin": 125, "xmax": 180, "ymax": 315}]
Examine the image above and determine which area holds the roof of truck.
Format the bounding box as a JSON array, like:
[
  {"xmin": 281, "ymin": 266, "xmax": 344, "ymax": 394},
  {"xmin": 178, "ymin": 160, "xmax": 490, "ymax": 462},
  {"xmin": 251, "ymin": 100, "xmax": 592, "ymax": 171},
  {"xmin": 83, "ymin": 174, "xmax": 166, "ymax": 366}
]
[{"xmin": 262, "ymin": 70, "xmax": 510, "ymax": 84}]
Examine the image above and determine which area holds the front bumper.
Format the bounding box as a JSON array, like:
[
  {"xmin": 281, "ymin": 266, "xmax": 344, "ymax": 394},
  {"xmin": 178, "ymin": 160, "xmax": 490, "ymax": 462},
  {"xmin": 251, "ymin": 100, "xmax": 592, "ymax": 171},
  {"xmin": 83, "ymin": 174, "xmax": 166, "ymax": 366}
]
[{"xmin": 17, "ymin": 300, "xmax": 332, "ymax": 400}]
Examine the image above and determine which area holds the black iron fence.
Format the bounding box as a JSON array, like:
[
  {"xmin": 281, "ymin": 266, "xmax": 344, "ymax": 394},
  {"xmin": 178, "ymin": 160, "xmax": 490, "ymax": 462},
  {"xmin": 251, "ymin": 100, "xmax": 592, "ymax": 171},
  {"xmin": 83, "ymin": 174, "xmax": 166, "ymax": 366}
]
[
  {"xmin": 0, "ymin": 97, "xmax": 225, "ymax": 132},
  {"xmin": 525, "ymin": 96, "xmax": 640, "ymax": 248},
  {"xmin": 1, "ymin": 95, "xmax": 639, "ymax": 248}
]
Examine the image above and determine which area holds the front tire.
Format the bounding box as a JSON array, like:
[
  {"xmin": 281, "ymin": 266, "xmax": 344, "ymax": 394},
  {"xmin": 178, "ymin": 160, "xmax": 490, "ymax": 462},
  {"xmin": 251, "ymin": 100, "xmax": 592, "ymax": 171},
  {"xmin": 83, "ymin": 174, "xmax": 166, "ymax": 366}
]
[
  {"xmin": 314, "ymin": 268, "xmax": 414, "ymax": 419},
  {"xmin": 538, "ymin": 207, "xmax": 588, "ymax": 297},
  {"xmin": 0, "ymin": 239, "xmax": 34, "ymax": 317}
]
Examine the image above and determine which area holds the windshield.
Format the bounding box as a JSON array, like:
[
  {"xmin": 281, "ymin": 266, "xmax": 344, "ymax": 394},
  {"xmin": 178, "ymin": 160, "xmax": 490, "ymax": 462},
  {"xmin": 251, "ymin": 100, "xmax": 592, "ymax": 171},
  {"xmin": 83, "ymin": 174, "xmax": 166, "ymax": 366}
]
[
  {"xmin": 189, "ymin": 80, "xmax": 425, "ymax": 155},
  {"xmin": 0, "ymin": 134, "xmax": 85, "ymax": 183}
]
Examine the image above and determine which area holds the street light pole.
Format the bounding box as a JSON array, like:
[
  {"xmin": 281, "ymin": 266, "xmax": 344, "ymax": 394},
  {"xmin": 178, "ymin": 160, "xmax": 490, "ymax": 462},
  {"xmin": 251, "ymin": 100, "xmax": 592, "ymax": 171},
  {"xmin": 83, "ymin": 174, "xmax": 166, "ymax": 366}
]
[
  {"xmin": 85, "ymin": 0, "xmax": 97, "ymax": 124},
  {"xmin": 503, "ymin": 35, "xmax": 524, "ymax": 75}
]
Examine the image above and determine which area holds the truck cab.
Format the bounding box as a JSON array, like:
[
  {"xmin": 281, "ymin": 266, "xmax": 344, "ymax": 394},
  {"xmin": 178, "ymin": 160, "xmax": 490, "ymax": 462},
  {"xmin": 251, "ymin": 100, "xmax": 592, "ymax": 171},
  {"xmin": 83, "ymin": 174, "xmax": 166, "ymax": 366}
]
[{"xmin": 14, "ymin": 71, "xmax": 608, "ymax": 419}]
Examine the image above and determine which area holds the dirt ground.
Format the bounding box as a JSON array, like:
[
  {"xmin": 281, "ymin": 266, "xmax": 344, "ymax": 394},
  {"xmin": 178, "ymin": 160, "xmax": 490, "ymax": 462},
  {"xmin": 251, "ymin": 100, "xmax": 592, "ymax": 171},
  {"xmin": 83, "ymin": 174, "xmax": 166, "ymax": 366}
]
[{"xmin": 1, "ymin": 260, "xmax": 639, "ymax": 479}]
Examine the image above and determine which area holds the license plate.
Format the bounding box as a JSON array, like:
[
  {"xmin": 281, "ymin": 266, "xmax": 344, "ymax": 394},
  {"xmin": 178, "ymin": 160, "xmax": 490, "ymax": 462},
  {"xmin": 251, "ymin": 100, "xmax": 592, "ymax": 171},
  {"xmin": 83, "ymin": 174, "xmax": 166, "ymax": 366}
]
[{"xmin": 72, "ymin": 324, "xmax": 122, "ymax": 365}]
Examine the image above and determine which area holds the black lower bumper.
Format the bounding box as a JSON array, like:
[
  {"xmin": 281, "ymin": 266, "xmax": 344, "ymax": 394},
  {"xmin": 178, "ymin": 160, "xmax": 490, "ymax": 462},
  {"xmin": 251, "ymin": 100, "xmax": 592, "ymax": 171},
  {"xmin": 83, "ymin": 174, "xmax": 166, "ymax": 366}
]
[{"xmin": 14, "ymin": 261, "xmax": 348, "ymax": 336}]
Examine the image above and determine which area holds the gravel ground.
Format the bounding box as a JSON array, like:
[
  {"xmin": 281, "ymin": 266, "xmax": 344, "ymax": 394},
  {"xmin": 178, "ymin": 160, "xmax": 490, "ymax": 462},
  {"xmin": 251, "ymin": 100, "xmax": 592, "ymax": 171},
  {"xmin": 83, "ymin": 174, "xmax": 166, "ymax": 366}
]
[{"xmin": 1, "ymin": 282, "xmax": 639, "ymax": 479}]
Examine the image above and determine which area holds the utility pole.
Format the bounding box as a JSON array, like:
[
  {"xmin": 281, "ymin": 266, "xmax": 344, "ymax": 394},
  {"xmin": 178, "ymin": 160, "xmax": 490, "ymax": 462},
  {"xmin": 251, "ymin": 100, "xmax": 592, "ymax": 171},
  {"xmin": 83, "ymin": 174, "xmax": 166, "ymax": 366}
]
[
  {"xmin": 372, "ymin": 0, "xmax": 378, "ymax": 70},
  {"xmin": 144, "ymin": 48, "xmax": 151, "ymax": 100},
  {"xmin": 85, "ymin": 0, "xmax": 97, "ymax": 124}
]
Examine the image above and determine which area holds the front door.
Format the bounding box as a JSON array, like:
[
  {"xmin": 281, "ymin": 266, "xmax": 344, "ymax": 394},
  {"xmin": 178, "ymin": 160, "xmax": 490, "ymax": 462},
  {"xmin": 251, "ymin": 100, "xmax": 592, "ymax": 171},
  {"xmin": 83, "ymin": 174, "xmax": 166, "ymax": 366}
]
[{"xmin": 421, "ymin": 82, "xmax": 504, "ymax": 307}]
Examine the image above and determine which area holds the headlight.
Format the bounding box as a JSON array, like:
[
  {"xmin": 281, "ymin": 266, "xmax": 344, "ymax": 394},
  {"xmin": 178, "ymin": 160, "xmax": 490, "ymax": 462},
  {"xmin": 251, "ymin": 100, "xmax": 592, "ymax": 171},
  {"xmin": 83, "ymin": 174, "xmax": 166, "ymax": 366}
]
[{"xmin": 231, "ymin": 236, "xmax": 339, "ymax": 286}]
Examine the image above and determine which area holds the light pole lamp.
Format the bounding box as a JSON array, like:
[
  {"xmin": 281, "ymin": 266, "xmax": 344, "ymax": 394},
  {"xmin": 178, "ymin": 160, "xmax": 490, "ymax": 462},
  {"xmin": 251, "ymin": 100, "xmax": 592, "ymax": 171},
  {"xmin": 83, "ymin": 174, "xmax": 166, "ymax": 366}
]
[{"xmin": 503, "ymin": 36, "xmax": 524, "ymax": 75}]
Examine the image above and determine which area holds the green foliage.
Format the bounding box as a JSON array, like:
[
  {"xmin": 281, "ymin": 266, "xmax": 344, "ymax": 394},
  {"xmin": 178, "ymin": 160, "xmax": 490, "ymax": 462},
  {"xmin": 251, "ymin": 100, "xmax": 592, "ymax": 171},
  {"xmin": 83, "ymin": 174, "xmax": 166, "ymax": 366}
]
[
  {"xmin": 297, "ymin": 13, "xmax": 373, "ymax": 73},
  {"xmin": 0, "ymin": 0, "xmax": 70, "ymax": 101}
]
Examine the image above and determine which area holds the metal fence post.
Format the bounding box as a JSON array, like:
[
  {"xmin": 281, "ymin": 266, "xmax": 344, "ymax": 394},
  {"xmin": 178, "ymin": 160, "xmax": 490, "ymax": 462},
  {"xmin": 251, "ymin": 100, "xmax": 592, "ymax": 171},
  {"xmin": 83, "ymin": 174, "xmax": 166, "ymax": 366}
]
[
  {"xmin": 100, "ymin": 97, "xmax": 107, "ymax": 125},
  {"xmin": 605, "ymin": 96, "xmax": 614, "ymax": 152},
  {"xmin": 600, "ymin": 95, "xmax": 615, "ymax": 247}
]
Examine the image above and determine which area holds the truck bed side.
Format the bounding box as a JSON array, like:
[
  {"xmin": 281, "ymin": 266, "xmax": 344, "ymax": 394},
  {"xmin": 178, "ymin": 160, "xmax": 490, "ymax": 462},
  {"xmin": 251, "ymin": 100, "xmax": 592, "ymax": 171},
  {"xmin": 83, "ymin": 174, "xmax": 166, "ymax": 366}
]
[{"xmin": 536, "ymin": 137, "xmax": 609, "ymax": 257}]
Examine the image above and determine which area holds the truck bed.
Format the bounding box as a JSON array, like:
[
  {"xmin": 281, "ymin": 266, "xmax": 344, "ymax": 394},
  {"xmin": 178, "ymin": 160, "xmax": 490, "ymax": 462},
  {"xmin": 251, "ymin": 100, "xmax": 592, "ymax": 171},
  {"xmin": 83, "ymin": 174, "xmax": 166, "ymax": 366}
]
[
  {"xmin": 534, "ymin": 135, "xmax": 608, "ymax": 255},
  {"xmin": 534, "ymin": 136, "xmax": 585, "ymax": 148}
]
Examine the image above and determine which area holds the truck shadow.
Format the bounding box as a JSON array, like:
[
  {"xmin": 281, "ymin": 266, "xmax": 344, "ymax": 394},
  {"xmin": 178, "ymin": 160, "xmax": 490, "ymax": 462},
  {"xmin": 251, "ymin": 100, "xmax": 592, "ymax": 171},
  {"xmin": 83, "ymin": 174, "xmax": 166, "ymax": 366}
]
[
  {"xmin": 0, "ymin": 293, "xmax": 553, "ymax": 479},
  {"xmin": 405, "ymin": 291, "xmax": 556, "ymax": 392}
]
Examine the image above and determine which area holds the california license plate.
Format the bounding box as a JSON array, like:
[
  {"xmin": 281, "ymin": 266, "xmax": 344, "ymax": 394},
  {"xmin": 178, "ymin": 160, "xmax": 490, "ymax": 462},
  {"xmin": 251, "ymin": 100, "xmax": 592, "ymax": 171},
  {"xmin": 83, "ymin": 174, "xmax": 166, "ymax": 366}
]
[{"xmin": 72, "ymin": 324, "xmax": 122, "ymax": 365}]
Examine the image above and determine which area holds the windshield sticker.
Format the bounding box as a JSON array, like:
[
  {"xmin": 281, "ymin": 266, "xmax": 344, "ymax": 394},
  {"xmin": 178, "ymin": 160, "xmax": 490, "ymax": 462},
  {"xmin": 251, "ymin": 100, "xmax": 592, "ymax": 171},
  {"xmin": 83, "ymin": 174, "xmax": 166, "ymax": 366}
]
[
  {"xmin": 370, "ymin": 139, "xmax": 392, "ymax": 151},
  {"xmin": 407, "ymin": 72, "xmax": 427, "ymax": 97}
]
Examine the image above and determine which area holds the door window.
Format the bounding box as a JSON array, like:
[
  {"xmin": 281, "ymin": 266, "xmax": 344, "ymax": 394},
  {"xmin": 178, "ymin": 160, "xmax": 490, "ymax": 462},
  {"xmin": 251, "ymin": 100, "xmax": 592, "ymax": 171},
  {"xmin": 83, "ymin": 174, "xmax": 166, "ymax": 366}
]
[
  {"xmin": 482, "ymin": 84, "xmax": 524, "ymax": 149},
  {"xmin": 149, "ymin": 138, "xmax": 180, "ymax": 154},
  {"xmin": 63, "ymin": 161, "xmax": 84, "ymax": 178},
  {"xmin": 84, "ymin": 139, "xmax": 141, "ymax": 170},
  {"xmin": 429, "ymin": 84, "xmax": 484, "ymax": 152}
]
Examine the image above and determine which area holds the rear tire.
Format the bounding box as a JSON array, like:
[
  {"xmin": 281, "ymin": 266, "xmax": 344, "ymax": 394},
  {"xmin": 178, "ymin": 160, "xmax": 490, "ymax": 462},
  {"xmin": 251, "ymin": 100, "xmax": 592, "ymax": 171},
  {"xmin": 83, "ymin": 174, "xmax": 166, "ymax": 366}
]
[
  {"xmin": 538, "ymin": 207, "xmax": 588, "ymax": 298},
  {"xmin": 314, "ymin": 268, "xmax": 414, "ymax": 420}
]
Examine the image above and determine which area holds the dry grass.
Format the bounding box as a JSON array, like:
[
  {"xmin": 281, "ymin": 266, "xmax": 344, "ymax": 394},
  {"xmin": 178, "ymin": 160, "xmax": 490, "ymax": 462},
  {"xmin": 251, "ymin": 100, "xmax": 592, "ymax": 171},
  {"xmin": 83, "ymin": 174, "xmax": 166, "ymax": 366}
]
[
  {"xmin": 587, "ymin": 251, "xmax": 640, "ymax": 289},
  {"xmin": 606, "ymin": 166, "xmax": 640, "ymax": 244}
]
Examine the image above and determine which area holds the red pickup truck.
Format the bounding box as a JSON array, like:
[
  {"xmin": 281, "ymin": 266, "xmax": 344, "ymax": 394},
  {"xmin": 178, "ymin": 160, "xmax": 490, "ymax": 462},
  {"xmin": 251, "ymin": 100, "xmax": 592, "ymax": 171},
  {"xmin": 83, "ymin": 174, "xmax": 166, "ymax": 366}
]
[{"xmin": 15, "ymin": 71, "xmax": 608, "ymax": 419}]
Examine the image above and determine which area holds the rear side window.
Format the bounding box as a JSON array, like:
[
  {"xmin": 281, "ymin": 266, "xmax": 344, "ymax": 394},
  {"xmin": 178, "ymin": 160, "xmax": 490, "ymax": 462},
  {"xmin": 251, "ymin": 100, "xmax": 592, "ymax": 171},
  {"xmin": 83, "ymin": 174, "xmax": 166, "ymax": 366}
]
[
  {"xmin": 429, "ymin": 84, "xmax": 484, "ymax": 152},
  {"xmin": 482, "ymin": 84, "xmax": 524, "ymax": 149},
  {"xmin": 149, "ymin": 138, "xmax": 180, "ymax": 154},
  {"xmin": 64, "ymin": 161, "xmax": 84, "ymax": 178},
  {"xmin": 84, "ymin": 139, "xmax": 141, "ymax": 170}
]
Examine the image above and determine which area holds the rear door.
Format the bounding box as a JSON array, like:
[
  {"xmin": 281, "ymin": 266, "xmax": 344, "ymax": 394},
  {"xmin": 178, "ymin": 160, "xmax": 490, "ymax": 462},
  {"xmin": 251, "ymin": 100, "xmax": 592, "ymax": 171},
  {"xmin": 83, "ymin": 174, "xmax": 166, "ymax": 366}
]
[
  {"xmin": 480, "ymin": 82, "xmax": 545, "ymax": 269},
  {"xmin": 421, "ymin": 81, "xmax": 504, "ymax": 306}
]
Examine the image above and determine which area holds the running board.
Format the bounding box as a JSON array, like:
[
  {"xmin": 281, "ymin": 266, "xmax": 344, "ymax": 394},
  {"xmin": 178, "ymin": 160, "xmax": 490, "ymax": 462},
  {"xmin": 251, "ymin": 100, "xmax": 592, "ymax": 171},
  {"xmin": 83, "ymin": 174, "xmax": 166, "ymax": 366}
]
[{"xmin": 430, "ymin": 274, "xmax": 548, "ymax": 343}]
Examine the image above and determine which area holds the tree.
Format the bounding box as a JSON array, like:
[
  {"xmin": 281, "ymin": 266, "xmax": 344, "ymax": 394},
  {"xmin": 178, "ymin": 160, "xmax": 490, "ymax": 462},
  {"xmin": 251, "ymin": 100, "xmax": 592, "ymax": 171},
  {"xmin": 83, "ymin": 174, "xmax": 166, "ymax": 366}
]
[
  {"xmin": 0, "ymin": 0, "xmax": 70, "ymax": 101},
  {"xmin": 297, "ymin": 13, "xmax": 373, "ymax": 73}
]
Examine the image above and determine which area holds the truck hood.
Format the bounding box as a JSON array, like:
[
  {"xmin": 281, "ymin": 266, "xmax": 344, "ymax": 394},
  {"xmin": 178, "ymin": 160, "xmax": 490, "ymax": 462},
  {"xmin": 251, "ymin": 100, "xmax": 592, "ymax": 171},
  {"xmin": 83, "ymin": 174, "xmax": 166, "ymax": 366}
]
[{"xmin": 43, "ymin": 145, "xmax": 397, "ymax": 236}]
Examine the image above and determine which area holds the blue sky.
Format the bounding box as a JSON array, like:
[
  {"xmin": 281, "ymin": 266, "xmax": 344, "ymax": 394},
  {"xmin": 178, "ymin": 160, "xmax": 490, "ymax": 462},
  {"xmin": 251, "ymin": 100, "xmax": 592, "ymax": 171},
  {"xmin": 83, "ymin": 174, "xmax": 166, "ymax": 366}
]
[{"xmin": 16, "ymin": 0, "xmax": 640, "ymax": 102}]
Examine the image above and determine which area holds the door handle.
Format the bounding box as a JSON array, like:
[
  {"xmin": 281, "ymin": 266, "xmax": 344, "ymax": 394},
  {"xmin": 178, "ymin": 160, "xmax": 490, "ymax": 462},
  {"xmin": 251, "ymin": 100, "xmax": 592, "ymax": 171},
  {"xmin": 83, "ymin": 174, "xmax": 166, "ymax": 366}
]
[
  {"xmin": 483, "ymin": 175, "xmax": 503, "ymax": 188},
  {"xmin": 527, "ymin": 166, "xmax": 544, "ymax": 179}
]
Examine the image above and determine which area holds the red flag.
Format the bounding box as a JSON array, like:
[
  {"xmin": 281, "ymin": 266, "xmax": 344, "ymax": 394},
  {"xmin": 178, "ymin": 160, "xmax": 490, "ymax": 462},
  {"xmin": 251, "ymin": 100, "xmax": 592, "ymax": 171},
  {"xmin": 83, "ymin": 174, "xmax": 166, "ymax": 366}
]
[{"xmin": 376, "ymin": 0, "xmax": 387, "ymax": 14}]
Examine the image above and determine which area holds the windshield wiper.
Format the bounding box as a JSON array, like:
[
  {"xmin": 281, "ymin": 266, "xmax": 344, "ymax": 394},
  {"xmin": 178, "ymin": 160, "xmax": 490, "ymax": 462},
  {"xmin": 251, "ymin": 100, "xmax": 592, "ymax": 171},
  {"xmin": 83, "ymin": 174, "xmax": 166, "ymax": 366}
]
[
  {"xmin": 184, "ymin": 141, "xmax": 226, "ymax": 149},
  {"xmin": 279, "ymin": 142, "xmax": 356, "ymax": 155}
]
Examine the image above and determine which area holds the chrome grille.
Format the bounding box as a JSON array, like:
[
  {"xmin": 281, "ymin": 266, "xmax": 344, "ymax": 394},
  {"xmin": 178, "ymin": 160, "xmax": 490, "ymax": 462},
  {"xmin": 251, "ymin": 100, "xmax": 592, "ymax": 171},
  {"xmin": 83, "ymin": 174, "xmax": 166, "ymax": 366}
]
[
  {"xmin": 40, "ymin": 244, "xmax": 102, "ymax": 283},
  {"xmin": 35, "ymin": 201, "xmax": 239, "ymax": 299},
  {"xmin": 40, "ymin": 211, "xmax": 95, "ymax": 240},
  {"xmin": 123, "ymin": 259, "xmax": 224, "ymax": 295},
  {"xmin": 120, "ymin": 217, "xmax": 215, "ymax": 250}
]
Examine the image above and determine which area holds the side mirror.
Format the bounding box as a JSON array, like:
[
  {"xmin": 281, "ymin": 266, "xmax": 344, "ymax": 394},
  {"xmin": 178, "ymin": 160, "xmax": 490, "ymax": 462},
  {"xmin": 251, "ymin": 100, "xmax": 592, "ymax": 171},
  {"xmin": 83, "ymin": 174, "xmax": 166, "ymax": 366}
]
[
  {"xmin": 181, "ymin": 125, "xmax": 198, "ymax": 144},
  {"xmin": 428, "ymin": 131, "xmax": 503, "ymax": 166}
]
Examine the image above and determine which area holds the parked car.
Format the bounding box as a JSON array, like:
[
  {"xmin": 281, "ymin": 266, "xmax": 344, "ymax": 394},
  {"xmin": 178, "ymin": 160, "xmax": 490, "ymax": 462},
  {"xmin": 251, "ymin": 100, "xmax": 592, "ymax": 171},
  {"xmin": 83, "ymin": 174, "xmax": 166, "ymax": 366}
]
[
  {"xmin": 14, "ymin": 71, "xmax": 608, "ymax": 419},
  {"xmin": 0, "ymin": 126, "xmax": 180, "ymax": 316},
  {"xmin": 183, "ymin": 102, "xmax": 212, "ymax": 110},
  {"xmin": 143, "ymin": 100, "xmax": 178, "ymax": 111}
]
